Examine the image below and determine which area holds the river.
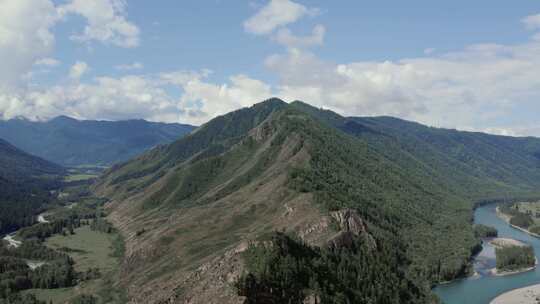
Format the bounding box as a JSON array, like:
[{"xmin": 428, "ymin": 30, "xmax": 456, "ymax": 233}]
[{"xmin": 434, "ymin": 204, "xmax": 540, "ymax": 304}]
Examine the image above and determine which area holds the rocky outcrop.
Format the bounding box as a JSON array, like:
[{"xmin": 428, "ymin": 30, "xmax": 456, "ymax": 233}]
[
  {"xmin": 327, "ymin": 209, "xmax": 376, "ymax": 250},
  {"xmin": 303, "ymin": 294, "xmax": 320, "ymax": 304},
  {"xmin": 331, "ymin": 209, "xmax": 367, "ymax": 235}
]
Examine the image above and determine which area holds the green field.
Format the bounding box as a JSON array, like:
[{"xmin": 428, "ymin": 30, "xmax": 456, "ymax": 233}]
[
  {"xmin": 23, "ymin": 225, "xmax": 125, "ymax": 303},
  {"xmin": 64, "ymin": 173, "xmax": 99, "ymax": 182},
  {"xmin": 22, "ymin": 281, "xmax": 101, "ymax": 304},
  {"xmin": 46, "ymin": 225, "xmax": 118, "ymax": 272}
]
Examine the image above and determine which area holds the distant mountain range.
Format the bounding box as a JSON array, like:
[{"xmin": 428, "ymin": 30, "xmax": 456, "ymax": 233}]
[
  {"xmin": 93, "ymin": 98, "xmax": 540, "ymax": 303},
  {"xmin": 0, "ymin": 116, "xmax": 196, "ymax": 167}
]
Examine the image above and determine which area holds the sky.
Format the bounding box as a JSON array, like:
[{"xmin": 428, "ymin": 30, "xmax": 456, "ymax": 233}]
[{"xmin": 1, "ymin": 1, "xmax": 540, "ymax": 136}]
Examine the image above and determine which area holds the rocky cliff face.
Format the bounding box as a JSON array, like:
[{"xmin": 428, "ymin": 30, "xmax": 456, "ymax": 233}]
[{"xmin": 328, "ymin": 209, "xmax": 377, "ymax": 250}]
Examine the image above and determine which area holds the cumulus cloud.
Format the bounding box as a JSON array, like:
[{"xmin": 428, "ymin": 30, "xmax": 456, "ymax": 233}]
[
  {"xmin": 58, "ymin": 0, "xmax": 140, "ymax": 48},
  {"xmin": 176, "ymin": 74, "xmax": 272, "ymax": 120},
  {"xmin": 244, "ymin": 0, "xmax": 319, "ymax": 35},
  {"xmin": 246, "ymin": 1, "xmax": 324, "ymax": 52},
  {"xmin": 69, "ymin": 61, "xmax": 89, "ymax": 80},
  {"xmin": 274, "ymin": 24, "xmax": 325, "ymax": 48},
  {"xmin": 115, "ymin": 62, "xmax": 143, "ymax": 71},
  {"xmin": 0, "ymin": 70, "xmax": 273, "ymax": 125},
  {"xmin": 522, "ymin": 13, "xmax": 540, "ymax": 30},
  {"xmin": 0, "ymin": 0, "xmax": 139, "ymax": 93},
  {"xmin": 0, "ymin": 0, "xmax": 58, "ymax": 89},
  {"xmin": 266, "ymin": 36, "xmax": 540, "ymax": 134}
]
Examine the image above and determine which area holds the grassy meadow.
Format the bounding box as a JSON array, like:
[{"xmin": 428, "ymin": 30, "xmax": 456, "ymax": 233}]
[{"xmin": 22, "ymin": 225, "xmax": 125, "ymax": 304}]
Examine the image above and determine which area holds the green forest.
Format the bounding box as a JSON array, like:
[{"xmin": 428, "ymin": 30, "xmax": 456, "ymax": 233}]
[
  {"xmin": 473, "ymin": 224, "xmax": 498, "ymax": 238},
  {"xmin": 496, "ymin": 245, "xmax": 536, "ymax": 272},
  {"xmin": 236, "ymin": 232, "xmax": 432, "ymax": 304},
  {"xmin": 0, "ymin": 138, "xmax": 64, "ymax": 235}
]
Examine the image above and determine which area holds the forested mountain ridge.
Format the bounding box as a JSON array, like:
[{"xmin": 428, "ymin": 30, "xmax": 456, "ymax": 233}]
[
  {"xmin": 291, "ymin": 100, "xmax": 540, "ymax": 200},
  {"xmin": 0, "ymin": 138, "xmax": 64, "ymax": 183},
  {"xmin": 0, "ymin": 138, "xmax": 64, "ymax": 234},
  {"xmin": 94, "ymin": 98, "xmax": 540, "ymax": 304},
  {"xmin": 0, "ymin": 116, "xmax": 196, "ymax": 166}
]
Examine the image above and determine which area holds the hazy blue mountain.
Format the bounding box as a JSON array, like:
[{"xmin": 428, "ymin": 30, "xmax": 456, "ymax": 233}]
[{"xmin": 0, "ymin": 116, "xmax": 196, "ymax": 166}]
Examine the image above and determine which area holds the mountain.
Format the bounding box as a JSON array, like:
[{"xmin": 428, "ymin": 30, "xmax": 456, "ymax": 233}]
[
  {"xmin": 291, "ymin": 100, "xmax": 540, "ymax": 201},
  {"xmin": 0, "ymin": 116, "xmax": 196, "ymax": 166},
  {"xmin": 0, "ymin": 138, "xmax": 64, "ymax": 183},
  {"xmin": 94, "ymin": 99, "xmax": 540, "ymax": 303},
  {"xmin": 0, "ymin": 138, "xmax": 65, "ymax": 234}
]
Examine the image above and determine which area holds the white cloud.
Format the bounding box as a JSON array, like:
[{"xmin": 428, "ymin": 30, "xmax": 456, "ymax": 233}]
[
  {"xmin": 58, "ymin": 0, "xmax": 140, "ymax": 48},
  {"xmin": 177, "ymin": 74, "xmax": 272, "ymax": 120},
  {"xmin": 0, "ymin": 0, "xmax": 139, "ymax": 93},
  {"xmin": 115, "ymin": 62, "xmax": 144, "ymax": 71},
  {"xmin": 35, "ymin": 57, "xmax": 61, "ymax": 67},
  {"xmin": 267, "ymin": 37, "xmax": 540, "ymax": 134},
  {"xmin": 244, "ymin": 0, "xmax": 319, "ymax": 35},
  {"xmin": 0, "ymin": 75, "xmax": 184, "ymax": 122},
  {"xmin": 159, "ymin": 70, "xmax": 212, "ymax": 86},
  {"xmin": 522, "ymin": 13, "xmax": 540, "ymax": 30},
  {"xmin": 0, "ymin": 70, "xmax": 273, "ymax": 125},
  {"xmin": 69, "ymin": 61, "xmax": 89, "ymax": 80},
  {"xmin": 0, "ymin": 0, "xmax": 58, "ymax": 89},
  {"xmin": 274, "ymin": 24, "xmax": 325, "ymax": 48}
]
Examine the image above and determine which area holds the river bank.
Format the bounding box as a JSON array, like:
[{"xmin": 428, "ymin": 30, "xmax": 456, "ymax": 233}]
[
  {"xmin": 2, "ymin": 212, "xmax": 50, "ymax": 248},
  {"xmin": 434, "ymin": 204, "xmax": 540, "ymax": 304},
  {"xmin": 490, "ymin": 262, "xmax": 537, "ymax": 277},
  {"xmin": 487, "ymin": 237, "xmax": 537, "ymax": 276},
  {"xmin": 496, "ymin": 206, "xmax": 540, "ymax": 238},
  {"xmin": 490, "ymin": 283, "xmax": 540, "ymax": 304}
]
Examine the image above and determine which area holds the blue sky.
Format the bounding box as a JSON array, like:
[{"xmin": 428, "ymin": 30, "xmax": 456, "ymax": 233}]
[
  {"xmin": 2, "ymin": 0, "xmax": 540, "ymax": 136},
  {"xmin": 50, "ymin": 1, "xmax": 539, "ymax": 83}
]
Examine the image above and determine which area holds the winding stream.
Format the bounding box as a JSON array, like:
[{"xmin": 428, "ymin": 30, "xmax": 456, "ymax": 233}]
[{"xmin": 434, "ymin": 204, "xmax": 540, "ymax": 303}]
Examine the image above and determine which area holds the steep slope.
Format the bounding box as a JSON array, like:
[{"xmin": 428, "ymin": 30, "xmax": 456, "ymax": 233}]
[
  {"xmin": 95, "ymin": 99, "xmax": 342, "ymax": 302},
  {"xmin": 0, "ymin": 138, "xmax": 64, "ymax": 183},
  {"xmin": 0, "ymin": 138, "xmax": 64, "ymax": 234},
  {"xmin": 0, "ymin": 116, "xmax": 196, "ymax": 166}
]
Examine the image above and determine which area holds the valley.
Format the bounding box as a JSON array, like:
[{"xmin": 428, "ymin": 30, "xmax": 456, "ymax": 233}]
[
  {"xmin": 3, "ymin": 1, "xmax": 540, "ymax": 303},
  {"xmin": 22, "ymin": 224, "xmax": 124, "ymax": 304},
  {"xmin": 1, "ymin": 182, "xmax": 125, "ymax": 304}
]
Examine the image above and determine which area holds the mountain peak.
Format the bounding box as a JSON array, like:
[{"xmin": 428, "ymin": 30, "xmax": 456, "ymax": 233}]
[
  {"xmin": 251, "ymin": 97, "xmax": 288, "ymax": 111},
  {"xmin": 50, "ymin": 115, "xmax": 78, "ymax": 123},
  {"xmin": 260, "ymin": 97, "xmax": 287, "ymax": 104}
]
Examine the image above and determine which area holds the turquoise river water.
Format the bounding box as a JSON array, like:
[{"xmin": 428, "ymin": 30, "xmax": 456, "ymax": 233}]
[{"xmin": 434, "ymin": 204, "xmax": 540, "ymax": 304}]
